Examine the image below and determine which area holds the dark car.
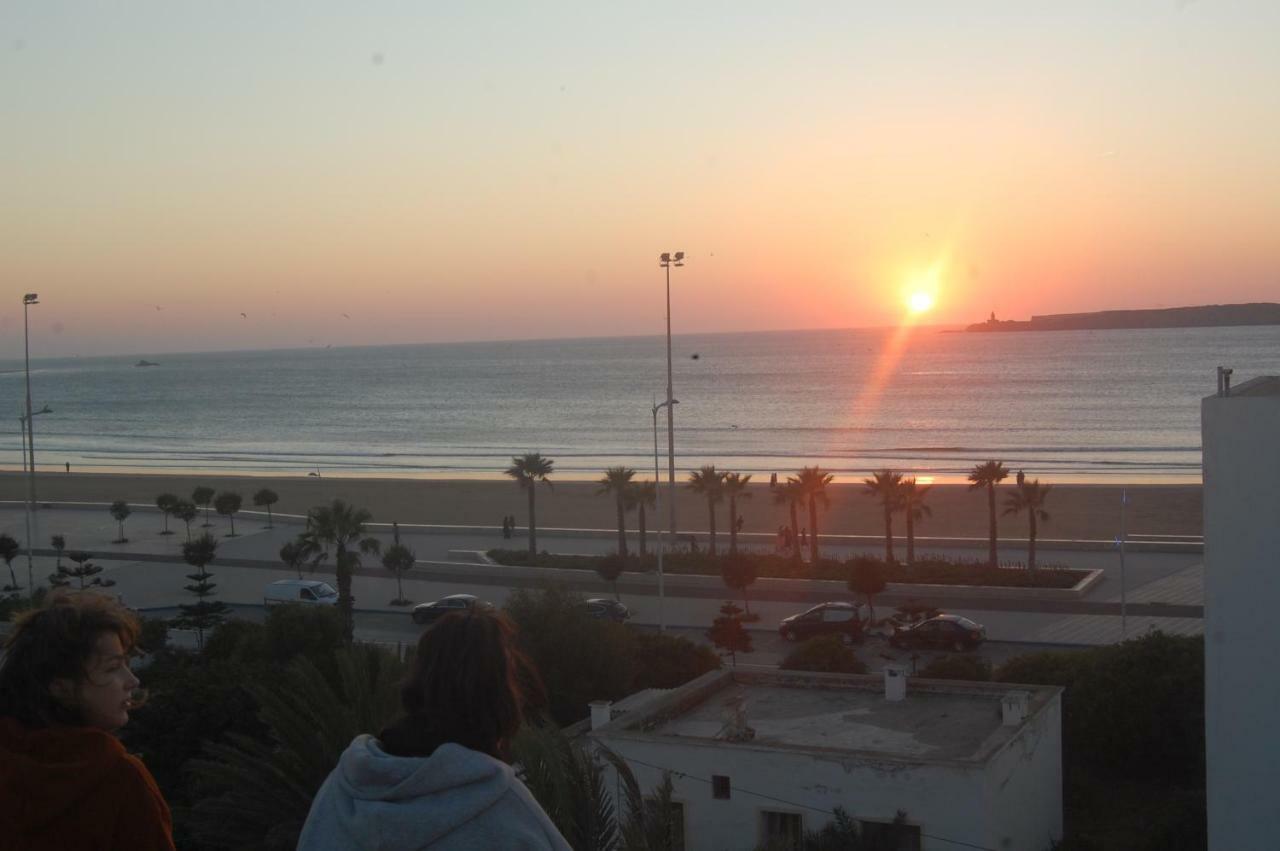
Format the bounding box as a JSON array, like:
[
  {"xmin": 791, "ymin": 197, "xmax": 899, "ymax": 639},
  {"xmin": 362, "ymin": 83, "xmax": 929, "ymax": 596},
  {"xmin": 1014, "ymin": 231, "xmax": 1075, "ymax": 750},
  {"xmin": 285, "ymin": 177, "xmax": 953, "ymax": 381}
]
[
  {"xmin": 889, "ymin": 614, "xmax": 987, "ymax": 652},
  {"xmin": 411, "ymin": 593, "xmax": 493, "ymax": 625},
  {"xmin": 778, "ymin": 601, "xmax": 865, "ymax": 645},
  {"xmin": 581, "ymin": 598, "xmax": 631, "ymax": 622}
]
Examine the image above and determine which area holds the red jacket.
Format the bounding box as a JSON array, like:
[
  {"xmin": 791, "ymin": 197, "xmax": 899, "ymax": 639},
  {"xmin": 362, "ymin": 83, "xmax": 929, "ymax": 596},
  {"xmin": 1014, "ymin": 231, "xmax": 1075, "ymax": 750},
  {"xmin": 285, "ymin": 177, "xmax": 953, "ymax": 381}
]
[{"xmin": 0, "ymin": 716, "xmax": 175, "ymax": 851}]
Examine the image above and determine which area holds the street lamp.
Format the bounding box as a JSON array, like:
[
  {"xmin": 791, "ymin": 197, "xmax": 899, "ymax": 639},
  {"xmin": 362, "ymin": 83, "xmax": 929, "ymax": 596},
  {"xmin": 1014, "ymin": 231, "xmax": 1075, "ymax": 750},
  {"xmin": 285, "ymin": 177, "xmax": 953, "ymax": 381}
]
[
  {"xmin": 19, "ymin": 403, "xmax": 51, "ymax": 593},
  {"xmin": 652, "ymin": 397, "xmax": 678, "ymax": 632},
  {"xmin": 658, "ymin": 251, "xmax": 683, "ymax": 624},
  {"xmin": 22, "ymin": 294, "xmax": 39, "ymax": 509}
]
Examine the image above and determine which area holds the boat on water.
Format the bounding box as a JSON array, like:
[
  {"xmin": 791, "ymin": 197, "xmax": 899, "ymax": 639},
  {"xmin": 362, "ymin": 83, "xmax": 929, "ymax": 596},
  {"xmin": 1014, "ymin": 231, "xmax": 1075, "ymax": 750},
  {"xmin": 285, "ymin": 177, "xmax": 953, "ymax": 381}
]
[{"xmin": 135, "ymin": 359, "xmax": 160, "ymax": 367}]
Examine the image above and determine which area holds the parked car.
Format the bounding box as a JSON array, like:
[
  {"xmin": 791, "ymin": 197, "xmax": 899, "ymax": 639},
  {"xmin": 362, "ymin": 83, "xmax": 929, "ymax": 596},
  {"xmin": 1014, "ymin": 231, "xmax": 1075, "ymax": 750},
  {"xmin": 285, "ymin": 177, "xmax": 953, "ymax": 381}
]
[
  {"xmin": 581, "ymin": 598, "xmax": 631, "ymax": 622},
  {"xmin": 411, "ymin": 593, "xmax": 493, "ymax": 625},
  {"xmin": 778, "ymin": 601, "xmax": 865, "ymax": 645},
  {"xmin": 263, "ymin": 579, "xmax": 338, "ymax": 607},
  {"xmin": 889, "ymin": 614, "xmax": 987, "ymax": 652}
]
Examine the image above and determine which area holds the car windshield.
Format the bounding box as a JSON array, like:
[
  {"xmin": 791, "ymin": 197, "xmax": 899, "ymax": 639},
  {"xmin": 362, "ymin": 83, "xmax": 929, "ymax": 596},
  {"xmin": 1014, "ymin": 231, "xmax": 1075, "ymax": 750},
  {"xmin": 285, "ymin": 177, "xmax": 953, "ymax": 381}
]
[
  {"xmin": 953, "ymin": 617, "xmax": 980, "ymax": 630},
  {"xmin": 317, "ymin": 583, "xmax": 337, "ymax": 597}
]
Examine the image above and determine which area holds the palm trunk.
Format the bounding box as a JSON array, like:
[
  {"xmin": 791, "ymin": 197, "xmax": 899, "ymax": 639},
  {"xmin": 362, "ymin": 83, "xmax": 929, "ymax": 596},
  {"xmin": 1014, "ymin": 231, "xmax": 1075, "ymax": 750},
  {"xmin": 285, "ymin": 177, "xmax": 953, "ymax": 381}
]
[
  {"xmin": 203, "ymin": 505, "xmax": 211, "ymax": 527},
  {"xmin": 615, "ymin": 496, "xmax": 628, "ymax": 557},
  {"xmin": 336, "ymin": 545, "xmax": 354, "ymax": 642},
  {"xmin": 396, "ymin": 572, "xmax": 404, "ymax": 603},
  {"xmin": 1028, "ymin": 513, "xmax": 1037, "ymax": 571},
  {"xmin": 118, "ymin": 520, "xmax": 125, "ymax": 541},
  {"xmin": 707, "ymin": 498, "xmax": 717, "ymax": 556},
  {"xmin": 163, "ymin": 513, "xmax": 170, "ymax": 534},
  {"xmin": 789, "ymin": 502, "xmax": 801, "ymax": 562},
  {"xmin": 638, "ymin": 504, "xmax": 648, "ymax": 557},
  {"xmin": 184, "ymin": 522, "xmax": 192, "ymax": 543},
  {"xmin": 987, "ymin": 483, "xmax": 998, "ymax": 567},
  {"xmin": 228, "ymin": 515, "xmax": 236, "ymax": 536},
  {"xmin": 527, "ymin": 485, "xmax": 537, "ymax": 559},
  {"xmin": 266, "ymin": 505, "xmax": 274, "ymax": 528},
  {"xmin": 808, "ymin": 497, "xmax": 819, "ymax": 564},
  {"xmin": 728, "ymin": 495, "xmax": 738, "ymax": 556},
  {"xmin": 883, "ymin": 506, "xmax": 895, "ymax": 564}
]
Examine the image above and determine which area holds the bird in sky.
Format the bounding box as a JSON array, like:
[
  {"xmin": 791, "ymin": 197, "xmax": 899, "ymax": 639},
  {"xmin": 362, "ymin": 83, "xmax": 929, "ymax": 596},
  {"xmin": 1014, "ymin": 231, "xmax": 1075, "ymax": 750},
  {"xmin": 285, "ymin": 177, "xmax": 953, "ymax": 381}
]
[
  {"xmin": 239, "ymin": 312, "xmax": 247, "ymax": 319},
  {"xmin": 341, "ymin": 313, "xmax": 350, "ymax": 319}
]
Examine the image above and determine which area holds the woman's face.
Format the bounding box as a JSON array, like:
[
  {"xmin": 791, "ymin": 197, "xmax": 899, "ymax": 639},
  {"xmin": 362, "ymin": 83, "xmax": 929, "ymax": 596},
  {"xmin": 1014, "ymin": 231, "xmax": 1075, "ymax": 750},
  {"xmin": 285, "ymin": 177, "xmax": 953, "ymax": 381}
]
[{"xmin": 60, "ymin": 632, "xmax": 140, "ymax": 731}]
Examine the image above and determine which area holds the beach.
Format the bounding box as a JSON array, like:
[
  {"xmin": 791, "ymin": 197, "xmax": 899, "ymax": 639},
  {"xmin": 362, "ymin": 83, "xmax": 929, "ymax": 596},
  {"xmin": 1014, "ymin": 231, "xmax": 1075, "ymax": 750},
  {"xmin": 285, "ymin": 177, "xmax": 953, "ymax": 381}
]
[{"xmin": 0, "ymin": 471, "xmax": 1202, "ymax": 541}]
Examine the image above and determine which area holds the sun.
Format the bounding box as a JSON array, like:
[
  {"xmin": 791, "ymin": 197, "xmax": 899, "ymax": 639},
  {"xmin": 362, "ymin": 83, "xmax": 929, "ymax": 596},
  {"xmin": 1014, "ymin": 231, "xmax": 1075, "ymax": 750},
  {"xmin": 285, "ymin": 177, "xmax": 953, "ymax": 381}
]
[{"xmin": 908, "ymin": 290, "xmax": 935, "ymax": 314}]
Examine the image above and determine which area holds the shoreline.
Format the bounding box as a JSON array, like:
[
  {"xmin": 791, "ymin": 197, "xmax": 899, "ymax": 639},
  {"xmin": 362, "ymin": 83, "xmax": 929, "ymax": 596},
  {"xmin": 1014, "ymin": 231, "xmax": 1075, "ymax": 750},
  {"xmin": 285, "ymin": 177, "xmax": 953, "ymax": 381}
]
[{"xmin": 0, "ymin": 471, "xmax": 1203, "ymax": 539}]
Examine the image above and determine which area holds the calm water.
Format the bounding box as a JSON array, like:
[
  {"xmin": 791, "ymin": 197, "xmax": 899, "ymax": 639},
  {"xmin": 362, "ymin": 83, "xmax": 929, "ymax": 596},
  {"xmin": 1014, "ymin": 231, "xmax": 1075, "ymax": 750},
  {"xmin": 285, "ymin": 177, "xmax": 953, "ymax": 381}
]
[{"xmin": 3, "ymin": 326, "xmax": 1278, "ymax": 482}]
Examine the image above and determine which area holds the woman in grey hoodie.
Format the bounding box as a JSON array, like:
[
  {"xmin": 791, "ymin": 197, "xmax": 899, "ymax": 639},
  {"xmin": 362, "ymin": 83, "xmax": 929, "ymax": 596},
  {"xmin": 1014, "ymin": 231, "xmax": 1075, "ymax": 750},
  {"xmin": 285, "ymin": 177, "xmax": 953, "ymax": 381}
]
[{"xmin": 298, "ymin": 610, "xmax": 570, "ymax": 851}]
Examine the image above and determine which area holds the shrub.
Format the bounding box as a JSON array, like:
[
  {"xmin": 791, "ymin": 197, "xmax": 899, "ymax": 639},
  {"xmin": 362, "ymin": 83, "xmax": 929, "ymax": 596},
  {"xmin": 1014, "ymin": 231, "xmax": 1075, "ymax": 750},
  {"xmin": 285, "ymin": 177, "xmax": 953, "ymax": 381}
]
[
  {"xmin": 918, "ymin": 654, "xmax": 992, "ymax": 681},
  {"xmin": 629, "ymin": 631, "xmax": 720, "ymax": 691},
  {"xmin": 137, "ymin": 615, "xmax": 171, "ymax": 654},
  {"xmin": 781, "ymin": 634, "xmax": 867, "ymax": 674}
]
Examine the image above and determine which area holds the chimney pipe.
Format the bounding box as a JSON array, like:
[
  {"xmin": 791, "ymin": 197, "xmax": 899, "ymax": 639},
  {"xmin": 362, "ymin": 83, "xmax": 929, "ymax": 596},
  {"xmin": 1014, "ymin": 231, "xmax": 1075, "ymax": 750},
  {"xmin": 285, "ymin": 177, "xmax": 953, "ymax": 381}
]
[{"xmin": 589, "ymin": 700, "xmax": 613, "ymax": 730}]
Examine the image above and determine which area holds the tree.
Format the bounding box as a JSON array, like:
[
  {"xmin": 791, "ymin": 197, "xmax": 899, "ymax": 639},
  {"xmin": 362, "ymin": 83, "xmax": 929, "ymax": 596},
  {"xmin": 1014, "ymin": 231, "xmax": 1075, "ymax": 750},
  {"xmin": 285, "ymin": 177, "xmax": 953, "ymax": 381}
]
[
  {"xmin": 781, "ymin": 635, "xmax": 867, "ymax": 674},
  {"xmin": 297, "ymin": 499, "xmax": 381, "ymax": 642},
  {"xmin": 862, "ymin": 469, "xmax": 904, "ymax": 564},
  {"xmin": 253, "ymin": 487, "xmax": 280, "ymax": 528},
  {"xmin": 173, "ymin": 533, "xmax": 230, "ymax": 649},
  {"xmin": 707, "ymin": 600, "xmax": 753, "ymax": 666},
  {"xmin": 626, "ymin": 480, "xmax": 657, "ymax": 558},
  {"xmin": 721, "ymin": 555, "xmax": 758, "ymax": 614},
  {"xmin": 794, "ymin": 466, "xmax": 834, "ymax": 563},
  {"xmin": 1003, "ymin": 477, "xmax": 1052, "ymax": 571},
  {"xmin": 381, "ymin": 543, "xmax": 416, "ymax": 605},
  {"xmin": 109, "ymin": 500, "xmax": 132, "ymax": 543},
  {"xmin": 597, "ymin": 466, "xmax": 636, "ymax": 557},
  {"xmin": 722, "ymin": 472, "xmax": 753, "ymax": 556},
  {"xmin": 172, "ymin": 499, "xmax": 198, "ymax": 542},
  {"xmin": 687, "ymin": 465, "xmax": 726, "ymax": 556},
  {"xmin": 155, "ymin": 492, "xmax": 179, "ymax": 535},
  {"xmin": 214, "ymin": 491, "xmax": 243, "ymax": 537},
  {"xmin": 0, "ymin": 533, "xmax": 21, "ymax": 592},
  {"xmin": 898, "ymin": 478, "xmax": 933, "ymax": 568},
  {"xmin": 967, "ymin": 460, "xmax": 1009, "ymax": 567},
  {"xmin": 848, "ymin": 557, "xmax": 887, "ymax": 622},
  {"xmin": 595, "ymin": 554, "xmax": 627, "ymax": 601},
  {"xmin": 192, "ymin": 485, "xmax": 216, "ymax": 527},
  {"xmin": 773, "ymin": 479, "xmax": 806, "ymax": 563},
  {"xmin": 50, "ymin": 534, "xmax": 66, "ymax": 570},
  {"xmin": 55, "ymin": 551, "xmax": 105, "ymax": 590},
  {"xmin": 505, "ymin": 453, "xmax": 555, "ymax": 559},
  {"xmin": 280, "ymin": 538, "xmax": 314, "ymax": 580}
]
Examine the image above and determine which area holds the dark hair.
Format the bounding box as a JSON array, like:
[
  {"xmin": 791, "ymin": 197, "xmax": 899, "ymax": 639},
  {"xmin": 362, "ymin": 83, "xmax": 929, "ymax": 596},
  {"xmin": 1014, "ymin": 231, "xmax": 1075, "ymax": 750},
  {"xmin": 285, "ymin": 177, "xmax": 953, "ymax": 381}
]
[
  {"xmin": 0, "ymin": 591, "xmax": 141, "ymax": 728},
  {"xmin": 381, "ymin": 608, "xmax": 541, "ymax": 761}
]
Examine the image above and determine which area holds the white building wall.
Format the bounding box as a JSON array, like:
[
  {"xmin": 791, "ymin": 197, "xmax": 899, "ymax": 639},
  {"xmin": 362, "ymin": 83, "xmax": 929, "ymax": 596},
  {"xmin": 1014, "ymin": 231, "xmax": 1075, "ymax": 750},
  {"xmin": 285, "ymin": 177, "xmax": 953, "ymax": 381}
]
[
  {"xmin": 598, "ymin": 735, "xmax": 1044, "ymax": 851},
  {"xmin": 1202, "ymin": 388, "xmax": 1280, "ymax": 849},
  {"xmin": 981, "ymin": 694, "xmax": 1063, "ymax": 851}
]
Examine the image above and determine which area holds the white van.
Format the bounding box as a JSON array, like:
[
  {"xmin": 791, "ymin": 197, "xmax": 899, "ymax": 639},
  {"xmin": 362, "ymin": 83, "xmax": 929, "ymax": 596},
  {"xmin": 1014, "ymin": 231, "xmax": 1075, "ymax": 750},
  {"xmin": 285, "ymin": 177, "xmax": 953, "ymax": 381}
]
[{"xmin": 264, "ymin": 579, "xmax": 339, "ymax": 607}]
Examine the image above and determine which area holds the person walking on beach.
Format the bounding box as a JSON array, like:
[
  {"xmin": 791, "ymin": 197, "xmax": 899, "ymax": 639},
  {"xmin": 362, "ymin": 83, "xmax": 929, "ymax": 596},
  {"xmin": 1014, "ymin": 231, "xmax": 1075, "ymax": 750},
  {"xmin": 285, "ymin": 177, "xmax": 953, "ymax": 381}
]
[
  {"xmin": 298, "ymin": 609, "xmax": 570, "ymax": 851},
  {"xmin": 0, "ymin": 592, "xmax": 175, "ymax": 851}
]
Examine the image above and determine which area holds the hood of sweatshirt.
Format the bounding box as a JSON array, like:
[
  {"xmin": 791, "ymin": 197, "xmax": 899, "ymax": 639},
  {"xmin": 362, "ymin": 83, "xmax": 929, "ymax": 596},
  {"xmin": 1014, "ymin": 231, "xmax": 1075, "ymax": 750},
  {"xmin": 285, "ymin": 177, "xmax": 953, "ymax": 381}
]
[
  {"xmin": 327, "ymin": 734, "xmax": 521, "ymax": 849},
  {"xmin": 0, "ymin": 716, "xmax": 130, "ymax": 834}
]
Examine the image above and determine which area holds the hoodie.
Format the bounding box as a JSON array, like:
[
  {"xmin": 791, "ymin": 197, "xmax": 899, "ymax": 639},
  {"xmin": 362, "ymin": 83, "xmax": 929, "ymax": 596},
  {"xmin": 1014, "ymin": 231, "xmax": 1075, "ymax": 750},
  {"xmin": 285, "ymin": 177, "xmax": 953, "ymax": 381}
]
[
  {"xmin": 0, "ymin": 716, "xmax": 174, "ymax": 851},
  {"xmin": 297, "ymin": 735, "xmax": 571, "ymax": 851}
]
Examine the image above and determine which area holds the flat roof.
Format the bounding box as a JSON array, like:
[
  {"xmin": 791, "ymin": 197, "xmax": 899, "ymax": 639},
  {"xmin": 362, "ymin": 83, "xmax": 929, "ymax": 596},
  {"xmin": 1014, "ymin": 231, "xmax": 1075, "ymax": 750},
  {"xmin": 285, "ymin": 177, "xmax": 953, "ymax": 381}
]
[{"xmin": 595, "ymin": 670, "xmax": 1060, "ymax": 766}]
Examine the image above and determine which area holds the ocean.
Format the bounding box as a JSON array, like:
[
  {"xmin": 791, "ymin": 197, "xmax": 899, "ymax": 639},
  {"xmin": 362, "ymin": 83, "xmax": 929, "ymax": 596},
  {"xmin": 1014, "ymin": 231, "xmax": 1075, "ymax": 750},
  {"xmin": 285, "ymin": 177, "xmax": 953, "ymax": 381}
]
[{"xmin": 3, "ymin": 325, "xmax": 1279, "ymax": 483}]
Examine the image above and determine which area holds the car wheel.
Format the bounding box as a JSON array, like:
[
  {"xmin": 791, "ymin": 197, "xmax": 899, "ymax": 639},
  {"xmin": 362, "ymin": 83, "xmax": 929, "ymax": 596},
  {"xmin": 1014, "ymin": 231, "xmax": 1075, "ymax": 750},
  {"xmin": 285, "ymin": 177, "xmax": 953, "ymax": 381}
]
[
  {"xmin": 783, "ymin": 628, "xmax": 797, "ymax": 642},
  {"xmin": 951, "ymin": 640, "xmax": 967, "ymax": 653}
]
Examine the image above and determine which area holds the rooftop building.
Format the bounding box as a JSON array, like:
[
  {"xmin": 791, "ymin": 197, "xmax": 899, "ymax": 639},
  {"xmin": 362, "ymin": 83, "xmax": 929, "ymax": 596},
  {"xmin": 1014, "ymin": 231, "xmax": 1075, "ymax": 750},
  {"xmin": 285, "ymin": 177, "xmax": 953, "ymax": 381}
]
[{"xmin": 590, "ymin": 668, "xmax": 1062, "ymax": 851}]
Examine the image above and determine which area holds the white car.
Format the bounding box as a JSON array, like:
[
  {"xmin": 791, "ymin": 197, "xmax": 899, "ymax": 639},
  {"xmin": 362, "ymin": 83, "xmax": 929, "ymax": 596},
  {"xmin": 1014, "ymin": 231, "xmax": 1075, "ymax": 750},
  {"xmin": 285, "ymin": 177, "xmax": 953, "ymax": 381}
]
[{"xmin": 264, "ymin": 579, "xmax": 339, "ymax": 607}]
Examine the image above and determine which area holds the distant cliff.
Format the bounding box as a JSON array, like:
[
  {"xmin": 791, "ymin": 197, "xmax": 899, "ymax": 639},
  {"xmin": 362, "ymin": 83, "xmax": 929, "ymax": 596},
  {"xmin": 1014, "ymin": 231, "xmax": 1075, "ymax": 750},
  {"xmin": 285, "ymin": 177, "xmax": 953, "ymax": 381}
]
[{"xmin": 967, "ymin": 303, "xmax": 1280, "ymax": 333}]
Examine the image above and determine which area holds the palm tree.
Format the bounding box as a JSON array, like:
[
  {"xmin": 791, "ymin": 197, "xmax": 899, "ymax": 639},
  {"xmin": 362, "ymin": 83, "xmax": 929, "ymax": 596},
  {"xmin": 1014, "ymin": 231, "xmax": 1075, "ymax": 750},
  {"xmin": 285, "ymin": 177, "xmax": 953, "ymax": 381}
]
[
  {"xmin": 173, "ymin": 500, "xmax": 198, "ymax": 542},
  {"xmin": 155, "ymin": 493, "xmax": 179, "ymax": 535},
  {"xmin": 109, "ymin": 500, "xmax": 132, "ymax": 544},
  {"xmin": 794, "ymin": 466, "xmax": 834, "ymax": 563},
  {"xmin": 597, "ymin": 467, "xmax": 636, "ymax": 558},
  {"xmin": 505, "ymin": 453, "xmax": 554, "ymax": 559},
  {"xmin": 214, "ymin": 491, "xmax": 243, "ymax": 537},
  {"xmin": 298, "ymin": 499, "xmax": 382, "ymax": 641},
  {"xmin": 721, "ymin": 472, "xmax": 753, "ymax": 556},
  {"xmin": 898, "ymin": 478, "xmax": 933, "ymax": 567},
  {"xmin": 686, "ymin": 465, "xmax": 726, "ymax": 556},
  {"xmin": 0, "ymin": 533, "xmax": 20, "ymax": 591},
  {"xmin": 192, "ymin": 485, "xmax": 216, "ymax": 527},
  {"xmin": 253, "ymin": 488, "xmax": 280, "ymax": 529},
  {"xmin": 967, "ymin": 460, "xmax": 1009, "ymax": 567},
  {"xmin": 772, "ymin": 479, "xmax": 806, "ymax": 563},
  {"xmin": 862, "ymin": 469, "xmax": 904, "ymax": 564},
  {"xmin": 1004, "ymin": 478, "xmax": 1052, "ymax": 571},
  {"xmin": 626, "ymin": 480, "xmax": 657, "ymax": 558},
  {"xmin": 50, "ymin": 534, "xmax": 66, "ymax": 571},
  {"xmin": 381, "ymin": 543, "xmax": 416, "ymax": 605}
]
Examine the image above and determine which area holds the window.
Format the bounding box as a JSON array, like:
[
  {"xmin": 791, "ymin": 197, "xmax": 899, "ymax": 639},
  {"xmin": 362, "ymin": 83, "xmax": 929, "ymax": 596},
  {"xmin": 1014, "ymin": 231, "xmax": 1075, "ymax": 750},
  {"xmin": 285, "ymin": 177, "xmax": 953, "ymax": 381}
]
[
  {"xmin": 822, "ymin": 608, "xmax": 854, "ymax": 623},
  {"xmin": 860, "ymin": 819, "xmax": 922, "ymax": 851},
  {"xmin": 711, "ymin": 775, "xmax": 731, "ymax": 799},
  {"xmin": 760, "ymin": 810, "xmax": 802, "ymax": 848},
  {"xmin": 300, "ymin": 588, "xmax": 316, "ymax": 600}
]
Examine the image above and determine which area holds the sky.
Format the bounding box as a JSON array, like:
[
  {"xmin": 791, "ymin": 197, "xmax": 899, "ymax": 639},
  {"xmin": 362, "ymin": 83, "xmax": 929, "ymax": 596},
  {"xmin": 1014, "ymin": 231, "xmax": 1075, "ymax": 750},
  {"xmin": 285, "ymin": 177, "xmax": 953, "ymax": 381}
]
[{"xmin": 2, "ymin": 1, "xmax": 1278, "ymax": 357}]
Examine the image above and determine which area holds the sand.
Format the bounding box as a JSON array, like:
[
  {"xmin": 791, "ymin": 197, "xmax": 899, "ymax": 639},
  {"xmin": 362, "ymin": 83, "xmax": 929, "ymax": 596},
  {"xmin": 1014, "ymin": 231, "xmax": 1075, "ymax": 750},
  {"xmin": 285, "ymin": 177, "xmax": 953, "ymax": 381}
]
[{"xmin": 0, "ymin": 471, "xmax": 1202, "ymax": 540}]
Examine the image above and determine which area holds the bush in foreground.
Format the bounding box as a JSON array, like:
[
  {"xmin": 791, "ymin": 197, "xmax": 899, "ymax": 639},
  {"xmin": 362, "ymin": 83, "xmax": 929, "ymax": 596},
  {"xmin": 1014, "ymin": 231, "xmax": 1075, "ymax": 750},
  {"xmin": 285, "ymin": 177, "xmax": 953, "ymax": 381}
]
[{"xmin": 780, "ymin": 634, "xmax": 867, "ymax": 674}]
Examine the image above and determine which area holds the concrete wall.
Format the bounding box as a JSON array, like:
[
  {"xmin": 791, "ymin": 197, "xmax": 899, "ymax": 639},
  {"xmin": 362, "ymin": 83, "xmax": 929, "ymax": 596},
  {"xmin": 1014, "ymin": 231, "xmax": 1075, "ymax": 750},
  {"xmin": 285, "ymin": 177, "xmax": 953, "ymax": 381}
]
[
  {"xmin": 1202, "ymin": 389, "xmax": 1280, "ymax": 849},
  {"xmin": 981, "ymin": 694, "xmax": 1063, "ymax": 851}
]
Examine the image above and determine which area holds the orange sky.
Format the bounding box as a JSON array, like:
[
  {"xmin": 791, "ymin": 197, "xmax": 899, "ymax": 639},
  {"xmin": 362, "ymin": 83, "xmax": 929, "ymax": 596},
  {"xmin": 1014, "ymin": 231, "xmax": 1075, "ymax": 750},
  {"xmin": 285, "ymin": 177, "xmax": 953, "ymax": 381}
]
[{"xmin": 2, "ymin": 2, "xmax": 1278, "ymax": 356}]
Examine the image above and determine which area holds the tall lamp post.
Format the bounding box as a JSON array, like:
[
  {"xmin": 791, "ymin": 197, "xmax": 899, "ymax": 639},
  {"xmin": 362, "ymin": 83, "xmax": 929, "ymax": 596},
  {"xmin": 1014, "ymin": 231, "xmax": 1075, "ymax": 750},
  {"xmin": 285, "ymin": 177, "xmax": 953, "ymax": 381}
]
[
  {"xmin": 658, "ymin": 251, "xmax": 683, "ymax": 619},
  {"xmin": 19, "ymin": 404, "xmax": 51, "ymax": 593},
  {"xmin": 652, "ymin": 397, "xmax": 678, "ymax": 632},
  {"xmin": 22, "ymin": 294, "xmax": 39, "ymax": 506}
]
